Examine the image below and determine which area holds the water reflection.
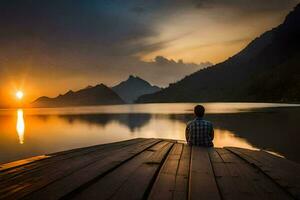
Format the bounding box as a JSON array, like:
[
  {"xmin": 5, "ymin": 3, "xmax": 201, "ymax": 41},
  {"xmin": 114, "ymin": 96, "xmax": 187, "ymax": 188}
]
[
  {"xmin": 57, "ymin": 114, "xmax": 151, "ymax": 132},
  {"xmin": 16, "ymin": 109, "xmax": 25, "ymax": 144},
  {"xmin": 213, "ymin": 129, "xmax": 258, "ymax": 150},
  {"xmin": 55, "ymin": 115, "xmax": 261, "ymax": 150},
  {"xmin": 54, "ymin": 113, "xmax": 290, "ymax": 158},
  {"xmin": 0, "ymin": 103, "xmax": 299, "ymax": 164}
]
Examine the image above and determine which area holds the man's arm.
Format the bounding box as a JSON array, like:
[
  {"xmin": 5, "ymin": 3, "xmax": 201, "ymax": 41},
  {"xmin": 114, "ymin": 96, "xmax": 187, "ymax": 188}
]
[
  {"xmin": 185, "ymin": 125, "xmax": 190, "ymax": 142},
  {"xmin": 210, "ymin": 125, "xmax": 214, "ymax": 140}
]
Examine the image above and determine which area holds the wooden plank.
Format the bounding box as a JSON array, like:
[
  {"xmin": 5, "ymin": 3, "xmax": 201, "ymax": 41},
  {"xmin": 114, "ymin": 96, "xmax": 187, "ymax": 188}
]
[
  {"xmin": 0, "ymin": 138, "xmax": 145, "ymax": 181},
  {"xmin": 0, "ymin": 138, "xmax": 148, "ymax": 189},
  {"xmin": 173, "ymin": 144, "xmax": 191, "ymax": 200},
  {"xmin": 71, "ymin": 141, "xmax": 174, "ymax": 200},
  {"xmin": 146, "ymin": 141, "xmax": 175, "ymax": 164},
  {"xmin": 208, "ymin": 148, "xmax": 242, "ymax": 200},
  {"xmin": 21, "ymin": 139, "xmax": 161, "ymax": 200},
  {"xmin": 226, "ymin": 147, "xmax": 300, "ymax": 199},
  {"xmin": 215, "ymin": 148, "xmax": 264, "ymax": 199},
  {"xmin": 0, "ymin": 155, "xmax": 50, "ymax": 172},
  {"xmin": 148, "ymin": 143, "xmax": 191, "ymax": 200},
  {"xmin": 189, "ymin": 146, "xmax": 221, "ymax": 200},
  {"xmin": 0, "ymin": 139, "xmax": 159, "ymax": 200},
  {"xmin": 148, "ymin": 143, "xmax": 183, "ymax": 200},
  {"xmin": 0, "ymin": 139, "xmax": 148, "ymax": 199},
  {"xmin": 0, "ymin": 138, "xmax": 145, "ymax": 175},
  {"xmin": 108, "ymin": 142, "xmax": 174, "ymax": 200},
  {"xmin": 71, "ymin": 150, "xmax": 154, "ymax": 200},
  {"xmin": 215, "ymin": 148, "xmax": 292, "ymax": 200},
  {"xmin": 176, "ymin": 144, "xmax": 191, "ymax": 177}
]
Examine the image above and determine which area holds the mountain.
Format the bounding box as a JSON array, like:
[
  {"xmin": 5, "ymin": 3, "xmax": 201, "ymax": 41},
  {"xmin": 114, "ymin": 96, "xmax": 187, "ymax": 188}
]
[
  {"xmin": 32, "ymin": 84, "xmax": 124, "ymax": 107},
  {"xmin": 112, "ymin": 75, "xmax": 161, "ymax": 103},
  {"xmin": 137, "ymin": 4, "xmax": 300, "ymax": 103}
]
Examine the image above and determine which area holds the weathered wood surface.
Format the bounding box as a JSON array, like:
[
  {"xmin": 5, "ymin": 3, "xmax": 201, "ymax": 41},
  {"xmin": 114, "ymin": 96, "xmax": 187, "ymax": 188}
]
[
  {"xmin": 0, "ymin": 138, "xmax": 299, "ymax": 200},
  {"xmin": 213, "ymin": 148, "xmax": 291, "ymax": 200},
  {"xmin": 227, "ymin": 147, "xmax": 300, "ymax": 199}
]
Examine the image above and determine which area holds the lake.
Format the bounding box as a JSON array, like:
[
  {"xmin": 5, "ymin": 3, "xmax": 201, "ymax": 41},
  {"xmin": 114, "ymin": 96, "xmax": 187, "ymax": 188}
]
[{"xmin": 0, "ymin": 103, "xmax": 300, "ymax": 164}]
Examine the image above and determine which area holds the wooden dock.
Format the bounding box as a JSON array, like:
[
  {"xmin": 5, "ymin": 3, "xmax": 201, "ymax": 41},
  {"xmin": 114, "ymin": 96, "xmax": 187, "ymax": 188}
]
[{"xmin": 0, "ymin": 138, "xmax": 299, "ymax": 200}]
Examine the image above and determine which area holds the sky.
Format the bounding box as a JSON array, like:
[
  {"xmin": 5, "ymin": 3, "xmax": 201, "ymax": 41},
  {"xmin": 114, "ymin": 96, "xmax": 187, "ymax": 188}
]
[{"xmin": 0, "ymin": 0, "xmax": 299, "ymax": 106}]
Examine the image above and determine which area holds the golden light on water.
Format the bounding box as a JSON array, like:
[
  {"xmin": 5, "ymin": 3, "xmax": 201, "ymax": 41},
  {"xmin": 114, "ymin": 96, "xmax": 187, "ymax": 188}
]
[
  {"xmin": 0, "ymin": 103, "xmax": 290, "ymax": 164},
  {"xmin": 213, "ymin": 129, "xmax": 258, "ymax": 150},
  {"xmin": 16, "ymin": 91, "xmax": 24, "ymax": 100},
  {"xmin": 16, "ymin": 109, "xmax": 25, "ymax": 144}
]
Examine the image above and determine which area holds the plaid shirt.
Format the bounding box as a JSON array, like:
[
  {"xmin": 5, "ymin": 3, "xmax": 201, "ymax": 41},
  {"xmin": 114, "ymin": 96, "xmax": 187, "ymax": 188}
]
[{"xmin": 185, "ymin": 117, "xmax": 214, "ymax": 147}]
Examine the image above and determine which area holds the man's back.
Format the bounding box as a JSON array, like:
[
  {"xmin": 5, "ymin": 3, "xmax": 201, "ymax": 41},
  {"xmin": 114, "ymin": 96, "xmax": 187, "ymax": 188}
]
[{"xmin": 186, "ymin": 117, "xmax": 214, "ymax": 147}]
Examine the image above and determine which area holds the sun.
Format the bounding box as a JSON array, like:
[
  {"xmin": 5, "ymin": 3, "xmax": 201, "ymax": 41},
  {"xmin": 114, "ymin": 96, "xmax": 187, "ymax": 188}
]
[{"xmin": 16, "ymin": 91, "xmax": 24, "ymax": 100}]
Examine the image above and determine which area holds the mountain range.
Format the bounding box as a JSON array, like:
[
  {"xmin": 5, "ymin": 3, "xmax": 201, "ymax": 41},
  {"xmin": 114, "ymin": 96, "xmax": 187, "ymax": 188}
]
[
  {"xmin": 32, "ymin": 84, "xmax": 124, "ymax": 107},
  {"xmin": 136, "ymin": 4, "xmax": 300, "ymax": 103},
  {"xmin": 32, "ymin": 76, "xmax": 160, "ymax": 107},
  {"xmin": 112, "ymin": 75, "xmax": 161, "ymax": 103}
]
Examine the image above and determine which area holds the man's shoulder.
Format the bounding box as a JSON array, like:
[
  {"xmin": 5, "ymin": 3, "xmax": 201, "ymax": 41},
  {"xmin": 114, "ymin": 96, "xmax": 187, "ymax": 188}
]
[
  {"xmin": 203, "ymin": 120, "xmax": 213, "ymax": 128},
  {"xmin": 202, "ymin": 119, "xmax": 213, "ymax": 125},
  {"xmin": 187, "ymin": 119, "xmax": 196, "ymax": 126},
  {"xmin": 187, "ymin": 118, "xmax": 212, "ymax": 126},
  {"xmin": 187, "ymin": 118, "xmax": 212, "ymax": 125},
  {"xmin": 197, "ymin": 119, "xmax": 213, "ymax": 127}
]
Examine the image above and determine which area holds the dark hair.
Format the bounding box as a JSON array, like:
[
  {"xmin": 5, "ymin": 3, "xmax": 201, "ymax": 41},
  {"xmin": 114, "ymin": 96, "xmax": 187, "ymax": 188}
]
[{"xmin": 194, "ymin": 105, "xmax": 205, "ymax": 117}]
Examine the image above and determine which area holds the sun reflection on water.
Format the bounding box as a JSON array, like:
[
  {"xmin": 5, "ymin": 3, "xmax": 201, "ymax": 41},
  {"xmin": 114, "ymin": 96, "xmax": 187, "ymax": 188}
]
[
  {"xmin": 213, "ymin": 129, "xmax": 258, "ymax": 150},
  {"xmin": 213, "ymin": 129, "xmax": 284, "ymax": 158},
  {"xmin": 16, "ymin": 109, "xmax": 25, "ymax": 144}
]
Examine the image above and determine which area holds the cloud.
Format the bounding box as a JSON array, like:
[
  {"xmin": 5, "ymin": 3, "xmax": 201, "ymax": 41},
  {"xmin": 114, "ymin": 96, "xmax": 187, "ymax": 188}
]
[
  {"xmin": 152, "ymin": 56, "xmax": 212, "ymax": 67},
  {"xmin": 189, "ymin": 38, "xmax": 252, "ymax": 50},
  {"xmin": 128, "ymin": 56, "xmax": 212, "ymax": 87}
]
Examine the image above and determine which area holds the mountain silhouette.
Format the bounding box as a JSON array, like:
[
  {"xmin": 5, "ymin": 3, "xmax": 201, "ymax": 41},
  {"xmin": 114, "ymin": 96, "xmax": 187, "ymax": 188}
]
[
  {"xmin": 32, "ymin": 84, "xmax": 124, "ymax": 107},
  {"xmin": 137, "ymin": 4, "xmax": 300, "ymax": 103},
  {"xmin": 112, "ymin": 75, "xmax": 161, "ymax": 103}
]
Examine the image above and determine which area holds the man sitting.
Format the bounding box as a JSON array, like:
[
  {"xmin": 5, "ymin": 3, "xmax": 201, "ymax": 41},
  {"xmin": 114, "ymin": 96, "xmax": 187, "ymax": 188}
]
[{"xmin": 185, "ymin": 105, "xmax": 214, "ymax": 147}]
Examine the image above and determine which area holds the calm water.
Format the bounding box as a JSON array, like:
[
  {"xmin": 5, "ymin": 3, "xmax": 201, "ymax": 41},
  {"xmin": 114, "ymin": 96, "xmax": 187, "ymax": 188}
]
[{"xmin": 0, "ymin": 103, "xmax": 300, "ymax": 164}]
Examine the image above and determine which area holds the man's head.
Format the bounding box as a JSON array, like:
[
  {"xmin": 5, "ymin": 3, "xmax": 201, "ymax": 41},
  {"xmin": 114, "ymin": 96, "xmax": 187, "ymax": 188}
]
[{"xmin": 194, "ymin": 105, "xmax": 205, "ymax": 117}]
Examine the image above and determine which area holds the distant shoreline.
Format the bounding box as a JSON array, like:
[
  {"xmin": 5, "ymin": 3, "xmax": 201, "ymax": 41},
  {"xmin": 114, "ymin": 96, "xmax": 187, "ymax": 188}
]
[{"xmin": 1, "ymin": 101, "xmax": 300, "ymax": 110}]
